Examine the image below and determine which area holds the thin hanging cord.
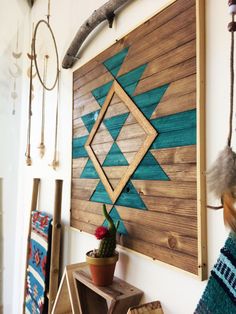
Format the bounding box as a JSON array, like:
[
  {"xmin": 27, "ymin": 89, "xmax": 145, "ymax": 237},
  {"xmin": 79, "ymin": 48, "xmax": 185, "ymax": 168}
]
[
  {"xmin": 228, "ymin": 14, "xmax": 235, "ymax": 147},
  {"xmin": 49, "ymin": 70, "xmax": 60, "ymax": 170},
  {"xmin": 207, "ymin": 14, "xmax": 235, "ymax": 209},
  {"xmin": 38, "ymin": 55, "xmax": 48, "ymax": 158},
  {"xmin": 25, "ymin": 25, "xmax": 34, "ymax": 166},
  {"xmin": 47, "ymin": 0, "xmax": 51, "ymax": 24}
]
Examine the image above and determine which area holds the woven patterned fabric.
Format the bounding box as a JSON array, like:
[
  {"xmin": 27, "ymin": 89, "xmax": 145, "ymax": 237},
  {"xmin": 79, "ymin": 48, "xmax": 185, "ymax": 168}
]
[
  {"xmin": 25, "ymin": 211, "xmax": 52, "ymax": 314},
  {"xmin": 195, "ymin": 233, "xmax": 236, "ymax": 314}
]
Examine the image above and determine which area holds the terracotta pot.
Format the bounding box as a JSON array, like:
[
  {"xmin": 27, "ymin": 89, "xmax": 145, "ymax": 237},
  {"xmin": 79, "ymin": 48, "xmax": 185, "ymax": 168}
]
[{"xmin": 86, "ymin": 250, "xmax": 119, "ymax": 286}]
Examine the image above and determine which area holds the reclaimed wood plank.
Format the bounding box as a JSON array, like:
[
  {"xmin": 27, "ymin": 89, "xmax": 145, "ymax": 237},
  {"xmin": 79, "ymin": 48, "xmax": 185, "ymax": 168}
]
[
  {"xmin": 132, "ymin": 180, "xmax": 197, "ymax": 199},
  {"xmin": 71, "ymin": 218, "xmax": 97, "ymax": 234},
  {"xmin": 72, "ymin": 179, "xmax": 99, "ymax": 200},
  {"xmin": 152, "ymin": 91, "xmax": 196, "ymax": 119},
  {"xmin": 160, "ymin": 163, "xmax": 196, "ymax": 182},
  {"xmin": 73, "ymin": 96, "xmax": 100, "ymax": 118},
  {"xmin": 119, "ymin": 8, "xmax": 196, "ymax": 76},
  {"xmin": 121, "ymin": 236, "xmax": 198, "ymax": 275},
  {"xmin": 141, "ymin": 40, "xmax": 196, "ymax": 87},
  {"xmin": 140, "ymin": 195, "xmax": 197, "ymax": 217},
  {"xmin": 121, "ymin": 220, "xmax": 197, "ymax": 257},
  {"xmin": 135, "ymin": 57, "xmax": 196, "ymax": 95},
  {"xmin": 103, "ymin": 166, "xmax": 128, "ymax": 179},
  {"xmin": 150, "ymin": 145, "xmax": 196, "ymax": 164},
  {"xmin": 72, "ymin": 158, "xmax": 89, "ymax": 178},
  {"xmin": 115, "ymin": 205, "xmax": 197, "ymax": 237}
]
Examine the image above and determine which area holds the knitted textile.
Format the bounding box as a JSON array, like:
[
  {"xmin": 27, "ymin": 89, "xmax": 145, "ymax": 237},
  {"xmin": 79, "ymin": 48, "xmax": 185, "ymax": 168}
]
[
  {"xmin": 195, "ymin": 233, "xmax": 236, "ymax": 314},
  {"xmin": 25, "ymin": 211, "xmax": 52, "ymax": 314}
]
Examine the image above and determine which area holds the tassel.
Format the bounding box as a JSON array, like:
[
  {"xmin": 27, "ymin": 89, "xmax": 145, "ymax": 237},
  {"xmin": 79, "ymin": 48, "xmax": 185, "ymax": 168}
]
[
  {"xmin": 223, "ymin": 189, "xmax": 236, "ymax": 233},
  {"xmin": 207, "ymin": 146, "xmax": 236, "ymax": 198}
]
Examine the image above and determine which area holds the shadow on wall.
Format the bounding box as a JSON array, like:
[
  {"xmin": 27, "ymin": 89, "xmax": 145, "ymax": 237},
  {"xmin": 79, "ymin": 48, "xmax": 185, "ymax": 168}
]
[{"xmin": 0, "ymin": 178, "xmax": 3, "ymax": 313}]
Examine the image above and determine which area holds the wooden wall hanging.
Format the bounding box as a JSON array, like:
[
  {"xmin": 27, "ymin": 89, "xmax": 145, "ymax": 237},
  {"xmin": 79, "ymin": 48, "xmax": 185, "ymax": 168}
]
[{"xmin": 71, "ymin": 0, "xmax": 207, "ymax": 279}]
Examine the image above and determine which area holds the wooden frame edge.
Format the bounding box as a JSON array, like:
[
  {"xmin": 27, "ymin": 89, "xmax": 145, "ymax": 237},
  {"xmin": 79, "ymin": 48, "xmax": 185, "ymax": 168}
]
[{"xmin": 196, "ymin": 0, "xmax": 207, "ymax": 281}]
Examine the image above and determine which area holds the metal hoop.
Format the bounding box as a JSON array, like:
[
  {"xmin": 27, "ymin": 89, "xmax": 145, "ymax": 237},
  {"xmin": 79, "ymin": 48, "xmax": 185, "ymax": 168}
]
[{"xmin": 33, "ymin": 19, "xmax": 59, "ymax": 91}]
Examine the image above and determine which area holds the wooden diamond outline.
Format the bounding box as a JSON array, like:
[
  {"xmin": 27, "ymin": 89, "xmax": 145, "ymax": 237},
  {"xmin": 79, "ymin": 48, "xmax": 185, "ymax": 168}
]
[{"xmin": 85, "ymin": 80, "xmax": 158, "ymax": 203}]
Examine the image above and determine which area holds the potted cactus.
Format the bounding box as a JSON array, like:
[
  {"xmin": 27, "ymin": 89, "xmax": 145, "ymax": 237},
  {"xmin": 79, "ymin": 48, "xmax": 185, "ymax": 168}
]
[{"xmin": 86, "ymin": 204, "xmax": 119, "ymax": 286}]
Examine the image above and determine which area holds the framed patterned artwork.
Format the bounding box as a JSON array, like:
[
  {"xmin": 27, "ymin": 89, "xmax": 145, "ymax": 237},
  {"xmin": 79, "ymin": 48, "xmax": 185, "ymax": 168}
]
[{"xmin": 71, "ymin": 0, "xmax": 207, "ymax": 279}]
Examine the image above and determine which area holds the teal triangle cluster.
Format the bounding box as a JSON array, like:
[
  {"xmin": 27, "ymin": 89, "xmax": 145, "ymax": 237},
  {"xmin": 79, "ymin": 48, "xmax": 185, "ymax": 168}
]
[
  {"xmin": 90, "ymin": 181, "xmax": 113, "ymax": 204},
  {"xmin": 103, "ymin": 207, "xmax": 128, "ymax": 235},
  {"xmin": 91, "ymin": 81, "xmax": 113, "ymax": 107},
  {"xmin": 89, "ymin": 179, "xmax": 147, "ymax": 211},
  {"xmin": 116, "ymin": 180, "xmax": 147, "ymax": 210},
  {"xmin": 117, "ymin": 64, "xmax": 147, "ymax": 96},
  {"xmin": 103, "ymin": 142, "xmax": 129, "ymax": 166},
  {"xmin": 133, "ymin": 83, "xmax": 169, "ymax": 119},
  {"xmin": 103, "ymin": 112, "xmax": 129, "ymax": 141},
  {"xmin": 80, "ymin": 159, "xmax": 99, "ymax": 179},
  {"xmin": 81, "ymin": 110, "xmax": 100, "ymax": 133},
  {"xmin": 103, "ymin": 47, "xmax": 129, "ymax": 77},
  {"xmin": 132, "ymin": 151, "xmax": 169, "ymax": 181}
]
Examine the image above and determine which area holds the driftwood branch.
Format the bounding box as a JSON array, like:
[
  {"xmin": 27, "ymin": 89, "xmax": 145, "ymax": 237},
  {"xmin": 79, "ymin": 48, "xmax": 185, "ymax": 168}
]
[{"xmin": 62, "ymin": 0, "xmax": 131, "ymax": 69}]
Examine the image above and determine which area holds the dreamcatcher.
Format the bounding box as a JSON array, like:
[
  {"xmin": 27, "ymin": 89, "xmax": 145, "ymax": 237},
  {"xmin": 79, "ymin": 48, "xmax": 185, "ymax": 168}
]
[{"xmin": 25, "ymin": 0, "xmax": 60, "ymax": 168}]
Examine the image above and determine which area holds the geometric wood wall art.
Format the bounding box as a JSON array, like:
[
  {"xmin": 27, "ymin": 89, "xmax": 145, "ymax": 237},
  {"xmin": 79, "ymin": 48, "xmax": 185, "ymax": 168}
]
[{"xmin": 71, "ymin": 0, "xmax": 207, "ymax": 280}]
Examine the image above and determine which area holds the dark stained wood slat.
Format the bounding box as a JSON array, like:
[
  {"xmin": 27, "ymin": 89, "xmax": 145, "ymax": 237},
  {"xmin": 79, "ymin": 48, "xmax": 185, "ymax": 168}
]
[
  {"xmin": 121, "ymin": 237, "xmax": 198, "ymax": 275},
  {"xmin": 161, "ymin": 163, "xmax": 196, "ymax": 182},
  {"xmin": 119, "ymin": 7, "xmax": 196, "ymax": 76},
  {"xmin": 140, "ymin": 195, "xmax": 197, "ymax": 217},
  {"xmin": 115, "ymin": 205, "xmax": 197, "ymax": 237},
  {"xmin": 122, "ymin": 220, "xmax": 198, "ymax": 257},
  {"xmin": 132, "ymin": 180, "xmax": 197, "ymax": 199},
  {"xmin": 72, "ymin": 179, "xmax": 99, "ymax": 200},
  {"xmin": 151, "ymin": 145, "xmax": 196, "ymax": 165},
  {"xmin": 71, "ymin": 218, "xmax": 97, "ymax": 234},
  {"xmin": 135, "ymin": 57, "xmax": 196, "ymax": 95}
]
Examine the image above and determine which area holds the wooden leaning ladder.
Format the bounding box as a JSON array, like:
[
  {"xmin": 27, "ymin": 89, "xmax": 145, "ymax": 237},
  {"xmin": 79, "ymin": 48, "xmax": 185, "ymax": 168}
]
[{"xmin": 23, "ymin": 178, "xmax": 63, "ymax": 313}]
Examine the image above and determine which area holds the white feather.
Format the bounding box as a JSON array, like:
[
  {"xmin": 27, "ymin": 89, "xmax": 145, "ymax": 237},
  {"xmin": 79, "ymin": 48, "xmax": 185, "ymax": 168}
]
[{"xmin": 207, "ymin": 146, "xmax": 236, "ymax": 198}]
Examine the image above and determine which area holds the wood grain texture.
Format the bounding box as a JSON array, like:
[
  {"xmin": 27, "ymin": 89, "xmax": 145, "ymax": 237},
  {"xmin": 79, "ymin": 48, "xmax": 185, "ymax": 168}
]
[{"xmin": 71, "ymin": 0, "xmax": 206, "ymax": 279}]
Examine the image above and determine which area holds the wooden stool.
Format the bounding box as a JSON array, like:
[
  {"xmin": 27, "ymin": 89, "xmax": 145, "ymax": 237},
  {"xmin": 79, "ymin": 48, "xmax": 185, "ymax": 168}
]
[{"xmin": 73, "ymin": 264, "xmax": 143, "ymax": 314}]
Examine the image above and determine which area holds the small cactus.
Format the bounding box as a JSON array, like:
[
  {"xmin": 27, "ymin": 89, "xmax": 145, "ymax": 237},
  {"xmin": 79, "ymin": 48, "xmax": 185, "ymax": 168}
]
[{"xmin": 95, "ymin": 204, "xmax": 119, "ymax": 258}]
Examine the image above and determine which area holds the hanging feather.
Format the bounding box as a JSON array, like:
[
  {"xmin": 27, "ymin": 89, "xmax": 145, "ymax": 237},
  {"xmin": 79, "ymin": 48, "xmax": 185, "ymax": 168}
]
[
  {"xmin": 207, "ymin": 146, "xmax": 236, "ymax": 198},
  {"xmin": 222, "ymin": 189, "xmax": 236, "ymax": 233}
]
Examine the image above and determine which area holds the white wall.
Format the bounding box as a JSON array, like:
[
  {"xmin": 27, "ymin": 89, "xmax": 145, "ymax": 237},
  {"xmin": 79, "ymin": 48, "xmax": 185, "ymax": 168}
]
[
  {"xmin": 0, "ymin": 1, "xmax": 29, "ymax": 313},
  {"xmin": 11, "ymin": 0, "xmax": 232, "ymax": 313}
]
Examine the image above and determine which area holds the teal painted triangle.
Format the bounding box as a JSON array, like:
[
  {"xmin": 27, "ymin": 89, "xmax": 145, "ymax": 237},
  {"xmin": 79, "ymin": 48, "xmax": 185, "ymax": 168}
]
[
  {"xmin": 133, "ymin": 83, "xmax": 169, "ymax": 119},
  {"xmin": 80, "ymin": 159, "xmax": 99, "ymax": 179},
  {"xmin": 103, "ymin": 47, "xmax": 129, "ymax": 77},
  {"xmin": 103, "ymin": 112, "xmax": 129, "ymax": 141},
  {"xmin": 151, "ymin": 110, "xmax": 197, "ymax": 149},
  {"xmin": 91, "ymin": 81, "xmax": 113, "ymax": 107},
  {"xmin": 117, "ymin": 64, "xmax": 147, "ymax": 96},
  {"xmin": 90, "ymin": 181, "xmax": 113, "ymax": 204},
  {"xmin": 103, "ymin": 207, "xmax": 128, "ymax": 235},
  {"xmin": 72, "ymin": 135, "xmax": 88, "ymax": 158},
  {"xmin": 115, "ymin": 180, "xmax": 147, "ymax": 210},
  {"xmin": 81, "ymin": 110, "xmax": 100, "ymax": 133},
  {"xmin": 103, "ymin": 142, "xmax": 129, "ymax": 166},
  {"xmin": 132, "ymin": 151, "xmax": 169, "ymax": 181}
]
